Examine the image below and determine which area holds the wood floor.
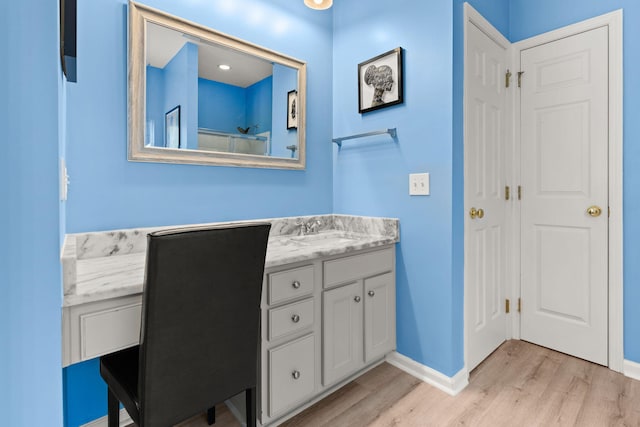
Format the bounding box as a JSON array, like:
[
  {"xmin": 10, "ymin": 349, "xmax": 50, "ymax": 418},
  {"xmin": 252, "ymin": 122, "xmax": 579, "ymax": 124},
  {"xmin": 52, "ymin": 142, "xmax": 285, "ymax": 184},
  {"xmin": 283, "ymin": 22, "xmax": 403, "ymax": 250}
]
[{"xmin": 172, "ymin": 340, "xmax": 640, "ymax": 426}]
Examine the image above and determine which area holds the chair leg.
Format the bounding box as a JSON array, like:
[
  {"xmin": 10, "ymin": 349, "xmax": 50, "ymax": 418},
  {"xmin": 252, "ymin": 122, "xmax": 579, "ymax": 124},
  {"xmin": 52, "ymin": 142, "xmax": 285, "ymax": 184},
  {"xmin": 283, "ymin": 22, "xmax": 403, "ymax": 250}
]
[
  {"xmin": 207, "ymin": 406, "xmax": 215, "ymax": 425},
  {"xmin": 107, "ymin": 388, "xmax": 120, "ymax": 427},
  {"xmin": 245, "ymin": 387, "xmax": 256, "ymax": 427}
]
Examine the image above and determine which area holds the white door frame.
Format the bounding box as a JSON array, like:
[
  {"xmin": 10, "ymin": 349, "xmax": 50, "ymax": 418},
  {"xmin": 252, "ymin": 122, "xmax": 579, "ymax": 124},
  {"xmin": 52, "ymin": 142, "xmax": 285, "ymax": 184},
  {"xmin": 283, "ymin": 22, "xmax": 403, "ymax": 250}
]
[
  {"xmin": 510, "ymin": 9, "xmax": 624, "ymax": 373},
  {"xmin": 464, "ymin": 3, "xmax": 624, "ymax": 374},
  {"xmin": 463, "ymin": 3, "xmax": 512, "ymax": 376}
]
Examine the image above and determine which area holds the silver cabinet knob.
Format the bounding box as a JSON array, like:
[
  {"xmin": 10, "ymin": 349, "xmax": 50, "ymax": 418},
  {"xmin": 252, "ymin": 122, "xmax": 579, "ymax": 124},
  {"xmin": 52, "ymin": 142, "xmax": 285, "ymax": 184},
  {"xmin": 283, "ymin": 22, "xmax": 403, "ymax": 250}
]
[
  {"xmin": 292, "ymin": 281, "xmax": 301, "ymax": 289},
  {"xmin": 368, "ymin": 290, "xmax": 375, "ymax": 297},
  {"xmin": 291, "ymin": 314, "xmax": 300, "ymax": 323},
  {"xmin": 354, "ymin": 296, "xmax": 361, "ymax": 303},
  {"xmin": 292, "ymin": 370, "xmax": 301, "ymax": 380}
]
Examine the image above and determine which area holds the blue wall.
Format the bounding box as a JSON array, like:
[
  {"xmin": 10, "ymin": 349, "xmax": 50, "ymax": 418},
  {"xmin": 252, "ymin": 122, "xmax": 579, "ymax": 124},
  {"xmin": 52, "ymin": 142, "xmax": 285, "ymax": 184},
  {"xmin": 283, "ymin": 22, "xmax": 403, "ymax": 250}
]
[
  {"xmin": 198, "ymin": 76, "xmax": 273, "ymax": 136},
  {"xmin": 146, "ymin": 66, "xmax": 165, "ymax": 147},
  {"xmin": 246, "ymin": 76, "xmax": 273, "ymax": 135},
  {"xmin": 65, "ymin": 0, "xmax": 333, "ymax": 234},
  {"xmin": 333, "ymin": 0, "xmax": 460, "ymax": 376},
  {"xmin": 508, "ymin": 0, "xmax": 640, "ymax": 366},
  {"xmin": 8, "ymin": 0, "xmax": 639, "ymax": 425},
  {"xmin": 163, "ymin": 42, "xmax": 199, "ymax": 149},
  {"xmin": 199, "ymin": 78, "xmax": 247, "ymax": 133},
  {"xmin": 62, "ymin": 0, "xmax": 333, "ymax": 424},
  {"xmin": 2, "ymin": 0, "xmax": 64, "ymax": 425}
]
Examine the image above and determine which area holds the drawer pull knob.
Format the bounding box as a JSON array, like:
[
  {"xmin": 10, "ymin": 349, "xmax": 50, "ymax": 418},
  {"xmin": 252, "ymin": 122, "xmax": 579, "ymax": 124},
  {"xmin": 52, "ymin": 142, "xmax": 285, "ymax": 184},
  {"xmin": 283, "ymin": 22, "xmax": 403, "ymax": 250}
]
[
  {"xmin": 354, "ymin": 296, "xmax": 361, "ymax": 303},
  {"xmin": 291, "ymin": 314, "xmax": 300, "ymax": 323},
  {"xmin": 292, "ymin": 281, "xmax": 301, "ymax": 289},
  {"xmin": 292, "ymin": 370, "xmax": 301, "ymax": 380},
  {"xmin": 368, "ymin": 290, "xmax": 375, "ymax": 297}
]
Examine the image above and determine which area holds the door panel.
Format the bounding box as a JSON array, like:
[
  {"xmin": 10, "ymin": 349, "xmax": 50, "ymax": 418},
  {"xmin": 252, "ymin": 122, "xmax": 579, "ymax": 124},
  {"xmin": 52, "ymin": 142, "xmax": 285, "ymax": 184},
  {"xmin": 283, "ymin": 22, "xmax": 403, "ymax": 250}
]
[
  {"xmin": 322, "ymin": 281, "xmax": 363, "ymax": 386},
  {"xmin": 520, "ymin": 26, "xmax": 608, "ymax": 365},
  {"xmin": 364, "ymin": 273, "xmax": 396, "ymax": 363},
  {"xmin": 465, "ymin": 22, "xmax": 508, "ymax": 371}
]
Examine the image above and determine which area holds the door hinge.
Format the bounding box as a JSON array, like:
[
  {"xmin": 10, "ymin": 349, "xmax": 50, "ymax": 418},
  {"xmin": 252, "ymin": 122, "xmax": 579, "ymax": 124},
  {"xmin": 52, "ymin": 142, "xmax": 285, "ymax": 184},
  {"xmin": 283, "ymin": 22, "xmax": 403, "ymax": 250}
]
[
  {"xmin": 506, "ymin": 299, "xmax": 510, "ymax": 314},
  {"xmin": 518, "ymin": 298, "xmax": 522, "ymax": 313},
  {"xmin": 517, "ymin": 71, "xmax": 525, "ymax": 88},
  {"xmin": 518, "ymin": 185, "xmax": 522, "ymax": 200},
  {"xmin": 608, "ymin": 206, "xmax": 611, "ymax": 218},
  {"xmin": 505, "ymin": 69, "xmax": 512, "ymax": 88},
  {"xmin": 505, "ymin": 186, "xmax": 510, "ymax": 201}
]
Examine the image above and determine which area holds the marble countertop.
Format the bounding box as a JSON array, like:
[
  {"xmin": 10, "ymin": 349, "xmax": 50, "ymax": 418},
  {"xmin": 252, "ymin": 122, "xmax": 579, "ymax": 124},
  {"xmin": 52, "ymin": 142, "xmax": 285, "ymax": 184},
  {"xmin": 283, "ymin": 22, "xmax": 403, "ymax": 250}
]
[{"xmin": 62, "ymin": 215, "xmax": 399, "ymax": 307}]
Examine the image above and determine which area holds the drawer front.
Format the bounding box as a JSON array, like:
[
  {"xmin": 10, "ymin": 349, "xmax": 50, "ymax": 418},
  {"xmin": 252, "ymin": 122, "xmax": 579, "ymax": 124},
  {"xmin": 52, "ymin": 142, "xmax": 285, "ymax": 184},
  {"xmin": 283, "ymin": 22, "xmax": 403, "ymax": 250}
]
[
  {"xmin": 80, "ymin": 302, "xmax": 142, "ymax": 360},
  {"xmin": 324, "ymin": 248, "xmax": 393, "ymax": 289},
  {"xmin": 269, "ymin": 297, "xmax": 314, "ymax": 341},
  {"xmin": 268, "ymin": 265, "xmax": 314, "ymax": 305},
  {"xmin": 269, "ymin": 334, "xmax": 315, "ymax": 417}
]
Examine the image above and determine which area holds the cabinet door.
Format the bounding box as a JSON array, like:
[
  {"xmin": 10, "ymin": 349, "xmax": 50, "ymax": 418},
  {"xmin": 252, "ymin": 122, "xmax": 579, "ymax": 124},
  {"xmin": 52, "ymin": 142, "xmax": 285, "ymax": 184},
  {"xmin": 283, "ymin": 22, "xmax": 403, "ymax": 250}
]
[
  {"xmin": 364, "ymin": 273, "xmax": 396, "ymax": 362},
  {"xmin": 322, "ymin": 281, "xmax": 363, "ymax": 386}
]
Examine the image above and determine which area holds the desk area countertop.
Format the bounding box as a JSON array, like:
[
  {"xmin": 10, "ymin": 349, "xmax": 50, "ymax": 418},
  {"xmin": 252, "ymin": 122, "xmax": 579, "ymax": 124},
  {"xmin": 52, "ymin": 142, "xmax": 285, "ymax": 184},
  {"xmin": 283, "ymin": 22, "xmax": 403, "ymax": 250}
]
[{"xmin": 61, "ymin": 214, "xmax": 399, "ymax": 307}]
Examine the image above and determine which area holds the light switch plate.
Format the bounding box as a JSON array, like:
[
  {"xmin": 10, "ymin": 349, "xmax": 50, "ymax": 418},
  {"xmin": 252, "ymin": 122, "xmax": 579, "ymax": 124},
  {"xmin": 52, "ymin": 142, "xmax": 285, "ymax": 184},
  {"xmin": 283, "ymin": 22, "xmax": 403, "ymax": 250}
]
[{"xmin": 409, "ymin": 173, "xmax": 430, "ymax": 196}]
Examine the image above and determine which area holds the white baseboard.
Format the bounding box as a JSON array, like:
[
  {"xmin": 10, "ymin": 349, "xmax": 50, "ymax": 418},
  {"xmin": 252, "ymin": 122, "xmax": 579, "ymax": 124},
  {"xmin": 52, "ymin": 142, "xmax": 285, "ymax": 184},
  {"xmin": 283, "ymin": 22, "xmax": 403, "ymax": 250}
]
[
  {"xmin": 624, "ymin": 359, "xmax": 640, "ymax": 381},
  {"xmin": 386, "ymin": 351, "xmax": 469, "ymax": 396},
  {"xmin": 80, "ymin": 408, "xmax": 132, "ymax": 427}
]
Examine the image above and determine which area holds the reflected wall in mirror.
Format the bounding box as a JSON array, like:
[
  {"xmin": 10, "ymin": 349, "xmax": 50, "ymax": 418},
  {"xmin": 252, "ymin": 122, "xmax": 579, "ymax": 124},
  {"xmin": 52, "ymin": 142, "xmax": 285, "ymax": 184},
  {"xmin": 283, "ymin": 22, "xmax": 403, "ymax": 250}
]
[{"xmin": 129, "ymin": 1, "xmax": 306, "ymax": 169}]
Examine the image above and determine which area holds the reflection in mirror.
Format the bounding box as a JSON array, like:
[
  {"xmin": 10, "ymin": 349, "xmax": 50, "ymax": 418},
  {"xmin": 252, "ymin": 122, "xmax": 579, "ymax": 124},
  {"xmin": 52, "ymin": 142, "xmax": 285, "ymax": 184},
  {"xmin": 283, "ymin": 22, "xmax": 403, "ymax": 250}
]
[{"xmin": 129, "ymin": 1, "xmax": 306, "ymax": 169}]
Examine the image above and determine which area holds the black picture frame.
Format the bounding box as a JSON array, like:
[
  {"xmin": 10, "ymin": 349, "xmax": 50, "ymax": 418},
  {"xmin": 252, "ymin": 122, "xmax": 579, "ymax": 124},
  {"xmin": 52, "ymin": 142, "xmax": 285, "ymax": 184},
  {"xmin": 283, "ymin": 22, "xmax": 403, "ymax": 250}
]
[
  {"xmin": 287, "ymin": 90, "xmax": 298, "ymax": 130},
  {"xmin": 358, "ymin": 47, "xmax": 404, "ymax": 114},
  {"xmin": 60, "ymin": 0, "xmax": 77, "ymax": 82},
  {"xmin": 165, "ymin": 105, "xmax": 181, "ymax": 148}
]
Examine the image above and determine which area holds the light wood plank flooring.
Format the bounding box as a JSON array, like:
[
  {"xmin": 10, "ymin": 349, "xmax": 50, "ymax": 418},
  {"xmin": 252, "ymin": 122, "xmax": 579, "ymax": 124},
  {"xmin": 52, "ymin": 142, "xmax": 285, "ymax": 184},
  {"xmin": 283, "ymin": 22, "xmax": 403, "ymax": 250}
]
[{"xmin": 169, "ymin": 340, "xmax": 640, "ymax": 426}]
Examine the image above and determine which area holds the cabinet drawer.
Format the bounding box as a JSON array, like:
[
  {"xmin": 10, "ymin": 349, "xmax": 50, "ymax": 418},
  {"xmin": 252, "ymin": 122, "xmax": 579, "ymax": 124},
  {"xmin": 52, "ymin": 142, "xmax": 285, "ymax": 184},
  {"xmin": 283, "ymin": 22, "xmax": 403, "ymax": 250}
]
[
  {"xmin": 324, "ymin": 248, "xmax": 393, "ymax": 289},
  {"xmin": 81, "ymin": 302, "xmax": 142, "ymax": 360},
  {"xmin": 268, "ymin": 265, "xmax": 314, "ymax": 305},
  {"xmin": 268, "ymin": 334, "xmax": 315, "ymax": 417},
  {"xmin": 268, "ymin": 297, "xmax": 314, "ymax": 341}
]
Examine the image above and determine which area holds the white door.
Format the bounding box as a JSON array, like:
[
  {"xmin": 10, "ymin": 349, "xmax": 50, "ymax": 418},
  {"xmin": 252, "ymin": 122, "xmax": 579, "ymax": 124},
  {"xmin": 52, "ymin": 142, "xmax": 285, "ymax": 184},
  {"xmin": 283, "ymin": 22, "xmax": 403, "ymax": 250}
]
[
  {"xmin": 465, "ymin": 21, "xmax": 508, "ymax": 371},
  {"xmin": 520, "ymin": 26, "xmax": 609, "ymax": 365}
]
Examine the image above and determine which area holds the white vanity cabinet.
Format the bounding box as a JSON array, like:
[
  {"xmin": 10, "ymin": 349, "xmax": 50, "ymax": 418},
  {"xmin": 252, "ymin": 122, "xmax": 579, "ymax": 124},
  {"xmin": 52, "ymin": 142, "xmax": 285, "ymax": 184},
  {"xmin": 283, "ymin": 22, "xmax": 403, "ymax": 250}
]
[
  {"xmin": 322, "ymin": 249, "xmax": 396, "ymax": 387},
  {"xmin": 257, "ymin": 246, "xmax": 395, "ymax": 426}
]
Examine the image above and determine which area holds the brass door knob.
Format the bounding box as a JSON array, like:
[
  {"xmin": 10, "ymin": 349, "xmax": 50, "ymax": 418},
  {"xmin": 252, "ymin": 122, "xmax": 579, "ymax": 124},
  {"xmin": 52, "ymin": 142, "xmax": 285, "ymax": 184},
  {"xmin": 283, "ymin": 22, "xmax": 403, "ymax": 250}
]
[
  {"xmin": 587, "ymin": 206, "xmax": 602, "ymax": 217},
  {"xmin": 469, "ymin": 207, "xmax": 484, "ymax": 219}
]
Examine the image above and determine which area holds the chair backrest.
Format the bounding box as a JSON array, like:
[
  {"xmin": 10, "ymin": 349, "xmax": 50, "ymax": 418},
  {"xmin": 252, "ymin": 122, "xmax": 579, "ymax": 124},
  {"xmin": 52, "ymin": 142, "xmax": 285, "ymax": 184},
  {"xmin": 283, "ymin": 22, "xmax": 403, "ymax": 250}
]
[{"xmin": 137, "ymin": 223, "xmax": 271, "ymax": 427}]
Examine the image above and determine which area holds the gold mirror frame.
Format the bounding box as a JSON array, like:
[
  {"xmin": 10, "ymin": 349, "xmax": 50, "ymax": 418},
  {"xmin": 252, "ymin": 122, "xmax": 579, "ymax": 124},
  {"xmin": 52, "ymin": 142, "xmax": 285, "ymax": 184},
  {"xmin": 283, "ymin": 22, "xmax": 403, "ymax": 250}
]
[{"xmin": 128, "ymin": 1, "xmax": 307, "ymax": 169}]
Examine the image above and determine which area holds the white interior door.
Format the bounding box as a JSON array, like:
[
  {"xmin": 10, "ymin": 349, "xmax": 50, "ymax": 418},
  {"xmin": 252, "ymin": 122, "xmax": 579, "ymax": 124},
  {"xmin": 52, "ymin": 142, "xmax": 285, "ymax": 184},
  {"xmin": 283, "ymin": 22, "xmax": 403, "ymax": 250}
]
[
  {"xmin": 520, "ymin": 26, "xmax": 609, "ymax": 365},
  {"xmin": 465, "ymin": 21, "xmax": 508, "ymax": 371}
]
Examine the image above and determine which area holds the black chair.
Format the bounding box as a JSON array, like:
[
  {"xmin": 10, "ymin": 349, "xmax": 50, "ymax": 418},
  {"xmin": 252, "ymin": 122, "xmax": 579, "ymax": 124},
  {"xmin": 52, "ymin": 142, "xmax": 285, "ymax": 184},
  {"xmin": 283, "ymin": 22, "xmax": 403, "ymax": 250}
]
[{"xmin": 100, "ymin": 223, "xmax": 271, "ymax": 427}]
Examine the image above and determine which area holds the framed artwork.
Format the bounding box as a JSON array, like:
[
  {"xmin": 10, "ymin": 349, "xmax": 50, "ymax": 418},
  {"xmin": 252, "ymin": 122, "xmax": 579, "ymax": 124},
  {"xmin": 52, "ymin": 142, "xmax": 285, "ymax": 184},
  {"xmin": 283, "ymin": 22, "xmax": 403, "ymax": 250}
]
[
  {"xmin": 358, "ymin": 47, "xmax": 404, "ymax": 114},
  {"xmin": 287, "ymin": 90, "xmax": 298, "ymax": 130},
  {"xmin": 165, "ymin": 105, "xmax": 181, "ymax": 148}
]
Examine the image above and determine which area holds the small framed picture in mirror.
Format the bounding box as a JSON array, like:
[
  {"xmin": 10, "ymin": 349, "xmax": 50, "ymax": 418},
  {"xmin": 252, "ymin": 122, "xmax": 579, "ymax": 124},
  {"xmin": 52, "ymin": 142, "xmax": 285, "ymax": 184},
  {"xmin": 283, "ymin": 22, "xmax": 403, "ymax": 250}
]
[
  {"xmin": 165, "ymin": 105, "xmax": 181, "ymax": 148},
  {"xmin": 287, "ymin": 90, "xmax": 298, "ymax": 130},
  {"xmin": 358, "ymin": 47, "xmax": 404, "ymax": 114}
]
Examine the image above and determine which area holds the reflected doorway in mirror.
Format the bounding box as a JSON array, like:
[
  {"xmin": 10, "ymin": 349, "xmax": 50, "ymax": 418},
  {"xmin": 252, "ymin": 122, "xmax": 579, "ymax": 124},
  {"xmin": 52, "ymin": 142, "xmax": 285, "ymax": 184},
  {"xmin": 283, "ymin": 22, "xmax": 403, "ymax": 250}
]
[
  {"xmin": 287, "ymin": 90, "xmax": 298, "ymax": 130},
  {"xmin": 165, "ymin": 105, "xmax": 181, "ymax": 148}
]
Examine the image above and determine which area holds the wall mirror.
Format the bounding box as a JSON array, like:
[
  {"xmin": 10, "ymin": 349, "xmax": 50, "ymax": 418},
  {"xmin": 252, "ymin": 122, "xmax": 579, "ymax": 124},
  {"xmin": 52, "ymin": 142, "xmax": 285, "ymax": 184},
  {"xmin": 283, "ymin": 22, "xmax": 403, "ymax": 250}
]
[{"xmin": 128, "ymin": 1, "xmax": 307, "ymax": 169}]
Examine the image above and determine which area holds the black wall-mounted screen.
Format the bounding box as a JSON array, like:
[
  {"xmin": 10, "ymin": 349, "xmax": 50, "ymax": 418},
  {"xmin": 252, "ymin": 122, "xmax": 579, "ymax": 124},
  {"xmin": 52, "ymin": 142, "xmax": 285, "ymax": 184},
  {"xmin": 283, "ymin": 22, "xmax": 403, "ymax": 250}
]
[{"xmin": 60, "ymin": 0, "xmax": 77, "ymax": 82}]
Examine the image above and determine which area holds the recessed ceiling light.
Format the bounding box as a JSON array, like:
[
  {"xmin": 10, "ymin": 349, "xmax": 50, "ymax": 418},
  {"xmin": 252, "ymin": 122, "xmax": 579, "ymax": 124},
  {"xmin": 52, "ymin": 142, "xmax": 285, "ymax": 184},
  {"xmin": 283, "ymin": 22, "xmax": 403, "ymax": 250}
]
[{"xmin": 218, "ymin": 64, "xmax": 231, "ymax": 71}]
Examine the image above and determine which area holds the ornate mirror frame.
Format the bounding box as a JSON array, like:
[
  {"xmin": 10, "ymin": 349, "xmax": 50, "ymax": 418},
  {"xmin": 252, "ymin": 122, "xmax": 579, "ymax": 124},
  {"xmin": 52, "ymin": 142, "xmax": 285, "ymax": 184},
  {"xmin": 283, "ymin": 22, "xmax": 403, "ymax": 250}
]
[{"xmin": 128, "ymin": 1, "xmax": 307, "ymax": 169}]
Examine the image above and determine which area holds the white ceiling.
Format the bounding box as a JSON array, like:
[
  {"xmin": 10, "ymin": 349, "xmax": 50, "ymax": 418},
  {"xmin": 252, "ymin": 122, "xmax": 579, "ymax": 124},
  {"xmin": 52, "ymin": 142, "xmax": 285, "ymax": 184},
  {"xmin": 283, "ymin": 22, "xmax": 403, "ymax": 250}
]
[{"xmin": 146, "ymin": 22, "xmax": 274, "ymax": 88}]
